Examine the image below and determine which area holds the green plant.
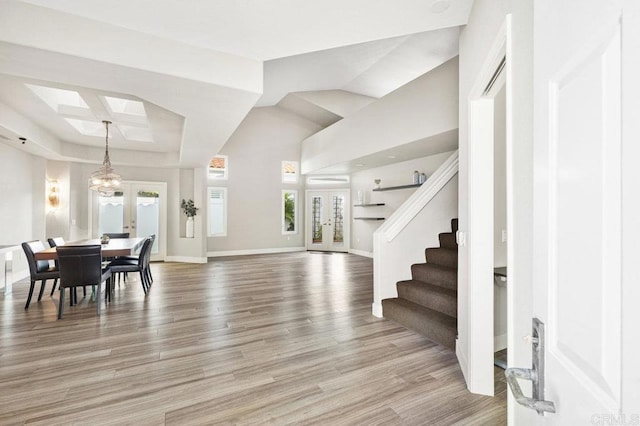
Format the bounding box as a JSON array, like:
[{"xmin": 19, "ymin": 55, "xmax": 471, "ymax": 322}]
[
  {"xmin": 284, "ymin": 192, "xmax": 295, "ymax": 231},
  {"xmin": 181, "ymin": 199, "xmax": 199, "ymax": 217}
]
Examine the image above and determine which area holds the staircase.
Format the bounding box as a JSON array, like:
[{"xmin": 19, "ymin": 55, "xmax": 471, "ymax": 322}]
[{"xmin": 382, "ymin": 218, "xmax": 458, "ymax": 349}]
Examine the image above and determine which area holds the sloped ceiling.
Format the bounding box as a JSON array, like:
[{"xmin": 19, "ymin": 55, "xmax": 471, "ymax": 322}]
[{"xmin": 0, "ymin": 0, "xmax": 472, "ymax": 168}]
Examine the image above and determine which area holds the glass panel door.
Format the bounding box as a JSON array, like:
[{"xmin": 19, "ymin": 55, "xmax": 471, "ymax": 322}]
[
  {"xmin": 91, "ymin": 181, "xmax": 166, "ymax": 260},
  {"xmin": 306, "ymin": 190, "xmax": 349, "ymax": 252}
]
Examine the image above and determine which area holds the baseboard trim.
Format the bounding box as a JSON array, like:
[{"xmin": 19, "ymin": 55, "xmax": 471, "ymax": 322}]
[
  {"xmin": 164, "ymin": 256, "xmax": 208, "ymax": 264},
  {"xmin": 349, "ymin": 249, "xmax": 373, "ymax": 258},
  {"xmin": 456, "ymin": 340, "xmax": 469, "ymax": 384},
  {"xmin": 372, "ymin": 302, "xmax": 383, "ymax": 318},
  {"xmin": 494, "ymin": 333, "xmax": 507, "ymax": 352},
  {"xmin": 207, "ymin": 247, "xmax": 306, "ymax": 258}
]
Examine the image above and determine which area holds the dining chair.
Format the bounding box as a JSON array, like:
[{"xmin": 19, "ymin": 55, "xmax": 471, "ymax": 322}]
[
  {"xmin": 104, "ymin": 233, "xmax": 130, "ymax": 239},
  {"xmin": 56, "ymin": 245, "xmax": 112, "ymax": 318},
  {"xmin": 47, "ymin": 237, "xmax": 65, "ymax": 296},
  {"xmin": 108, "ymin": 237, "xmax": 153, "ymax": 294},
  {"xmin": 116, "ymin": 234, "xmax": 155, "ymax": 286},
  {"xmin": 21, "ymin": 240, "xmax": 60, "ymax": 310}
]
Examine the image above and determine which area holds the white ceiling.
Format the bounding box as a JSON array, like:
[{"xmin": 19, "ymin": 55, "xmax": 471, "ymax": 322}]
[{"xmin": 0, "ymin": 0, "xmax": 472, "ymax": 169}]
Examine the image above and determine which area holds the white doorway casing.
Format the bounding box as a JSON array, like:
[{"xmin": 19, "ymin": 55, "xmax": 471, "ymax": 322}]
[
  {"xmin": 88, "ymin": 180, "xmax": 167, "ymax": 261},
  {"xmin": 305, "ymin": 189, "xmax": 350, "ymax": 252},
  {"xmin": 458, "ymin": 21, "xmax": 510, "ymax": 397}
]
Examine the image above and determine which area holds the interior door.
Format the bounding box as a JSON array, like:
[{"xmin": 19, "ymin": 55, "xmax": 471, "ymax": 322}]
[
  {"xmin": 306, "ymin": 190, "xmax": 349, "ymax": 252},
  {"xmin": 92, "ymin": 181, "xmax": 167, "ymax": 261},
  {"xmin": 527, "ymin": 0, "xmax": 624, "ymax": 422}
]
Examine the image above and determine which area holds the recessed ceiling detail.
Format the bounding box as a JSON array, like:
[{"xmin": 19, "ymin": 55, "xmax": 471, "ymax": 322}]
[
  {"xmin": 26, "ymin": 84, "xmax": 89, "ymax": 112},
  {"xmin": 104, "ymin": 96, "xmax": 146, "ymax": 117}
]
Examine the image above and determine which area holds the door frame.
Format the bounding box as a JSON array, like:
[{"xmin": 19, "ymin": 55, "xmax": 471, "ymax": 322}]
[
  {"xmin": 88, "ymin": 180, "xmax": 167, "ymax": 261},
  {"xmin": 304, "ymin": 189, "xmax": 350, "ymax": 252},
  {"xmin": 461, "ymin": 18, "xmax": 514, "ymax": 397}
]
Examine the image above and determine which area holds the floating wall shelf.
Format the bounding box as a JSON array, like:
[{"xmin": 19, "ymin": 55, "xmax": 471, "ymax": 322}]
[
  {"xmin": 372, "ymin": 183, "xmax": 423, "ymax": 192},
  {"xmin": 353, "ymin": 203, "xmax": 385, "ymax": 207},
  {"xmin": 354, "ymin": 217, "xmax": 385, "ymax": 221}
]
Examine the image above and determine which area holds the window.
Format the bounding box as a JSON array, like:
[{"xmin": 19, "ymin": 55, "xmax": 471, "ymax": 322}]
[
  {"xmin": 282, "ymin": 190, "xmax": 297, "ymax": 234},
  {"xmin": 282, "ymin": 161, "xmax": 298, "ymax": 184},
  {"xmin": 209, "ymin": 155, "xmax": 228, "ymax": 180},
  {"xmin": 207, "ymin": 187, "xmax": 227, "ymax": 236},
  {"xmin": 306, "ymin": 175, "xmax": 350, "ymax": 185}
]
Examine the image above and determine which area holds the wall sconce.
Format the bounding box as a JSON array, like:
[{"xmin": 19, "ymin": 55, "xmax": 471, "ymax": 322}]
[{"xmin": 48, "ymin": 180, "xmax": 59, "ymax": 208}]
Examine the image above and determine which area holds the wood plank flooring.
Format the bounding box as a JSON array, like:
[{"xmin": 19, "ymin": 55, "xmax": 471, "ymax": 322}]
[{"xmin": 0, "ymin": 252, "xmax": 506, "ymax": 425}]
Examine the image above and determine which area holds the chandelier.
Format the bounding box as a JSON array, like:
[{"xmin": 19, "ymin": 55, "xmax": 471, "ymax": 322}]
[{"xmin": 89, "ymin": 120, "xmax": 121, "ymax": 196}]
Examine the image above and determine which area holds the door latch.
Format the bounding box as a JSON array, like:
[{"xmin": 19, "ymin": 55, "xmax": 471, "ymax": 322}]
[{"xmin": 505, "ymin": 318, "xmax": 556, "ymax": 415}]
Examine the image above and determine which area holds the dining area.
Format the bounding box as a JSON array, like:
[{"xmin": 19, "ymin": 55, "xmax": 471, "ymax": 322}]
[{"xmin": 18, "ymin": 234, "xmax": 155, "ymax": 319}]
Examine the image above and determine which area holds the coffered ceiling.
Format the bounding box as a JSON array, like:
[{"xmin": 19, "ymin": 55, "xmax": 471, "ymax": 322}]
[{"xmin": 0, "ymin": 0, "xmax": 472, "ymax": 169}]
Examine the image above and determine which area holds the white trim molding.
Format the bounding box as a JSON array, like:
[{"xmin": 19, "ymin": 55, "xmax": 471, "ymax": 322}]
[
  {"xmin": 164, "ymin": 256, "xmax": 208, "ymax": 264},
  {"xmin": 207, "ymin": 247, "xmax": 306, "ymax": 258},
  {"xmin": 349, "ymin": 249, "xmax": 373, "ymax": 258}
]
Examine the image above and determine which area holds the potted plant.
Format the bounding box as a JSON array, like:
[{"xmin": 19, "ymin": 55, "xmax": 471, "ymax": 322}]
[{"xmin": 181, "ymin": 199, "xmax": 198, "ymax": 238}]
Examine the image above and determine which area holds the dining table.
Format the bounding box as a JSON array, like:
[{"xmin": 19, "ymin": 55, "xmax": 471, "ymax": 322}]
[{"xmin": 34, "ymin": 238, "xmax": 146, "ymax": 261}]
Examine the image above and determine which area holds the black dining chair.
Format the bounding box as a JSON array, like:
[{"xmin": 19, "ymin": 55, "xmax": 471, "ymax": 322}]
[
  {"xmin": 49, "ymin": 236, "xmax": 90, "ymax": 300},
  {"xmin": 116, "ymin": 234, "xmax": 155, "ymax": 285},
  {"xmin": 108, "ymin": 237, "xmax": 153, "ymax": 294},
  {"xmin": 47, "ymin": 237, "xmax": 65, "ymax": 296},
  {"xmin": 56, "ymin": 245, "xmax": 112, "ymax": 318},
  {"xmin": 104, "ymin": 233, "xmax": 130, "ymax": 239},
  {"xmin": 21, "ymin": 240, "xmax": 59, "ymax": 310}
]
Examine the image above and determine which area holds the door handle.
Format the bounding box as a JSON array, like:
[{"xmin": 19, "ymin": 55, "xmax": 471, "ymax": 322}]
[
  {"xmin": 505, "ymin": 318, "xmax": 556, "ymax": 415},
  {"xmin": 123, "ymin": 226, "xmax": 129, "ymax": 229}
]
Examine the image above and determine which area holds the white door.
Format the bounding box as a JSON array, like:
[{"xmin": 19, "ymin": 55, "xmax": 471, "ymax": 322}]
[
  {"xmin": 306, "ymin": 190, "xmax": 349, "ymax": 252},
  {"xmin": 523, "ymin": 0, "xmax": 629, "ymax": 422},
  {"xmin": 91, "ymin": 181, "xmax": 167, "ymax": 261}
]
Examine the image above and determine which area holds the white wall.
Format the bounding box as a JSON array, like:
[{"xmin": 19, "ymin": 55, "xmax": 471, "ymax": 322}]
[
  {"xmin": 0, "ymin": 142, "xmax": 46, "ymax": 244},
  {"xmin": 207, "ymin": 107, "xmax": 321, "ymax": 254},
  {"xmin": 457, "ymin": 0, "xmax": 508, "ymax": 391},
  {"xmin": 493, "ymin": 85, "xmax": 508, "ymax": 351},
  {"xmin": 0, "ymin": 142, "xmax": 45, "ymax": 281},
  {"xmin": 507, "ymin": 0, "xmax": 534, "ymax": 421},
  {"xmin": 301, "ymin": 57, "xmax": 459, "ymax": 174},
  {"xmin": 350, "ymin": 151, "xmax": 455, "ymax": 255},
  {"xmin": 494, "ymin": 86, "xmax": 507, "ymax": 268}
]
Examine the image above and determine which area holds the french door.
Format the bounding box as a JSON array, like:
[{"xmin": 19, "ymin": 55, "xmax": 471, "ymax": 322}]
[
  {"xmin": 90, "ymin": 181, "xmax": 166, "ymax": 261},
  {"xmin": 305, "ymin": 190, "xmax": 350, "ymax": 252}
]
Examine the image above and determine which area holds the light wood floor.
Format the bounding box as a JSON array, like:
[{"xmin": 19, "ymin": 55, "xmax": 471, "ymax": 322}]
[{"xmin": 0, "ymin": 252, "xmax": 506, "ymax": 425}]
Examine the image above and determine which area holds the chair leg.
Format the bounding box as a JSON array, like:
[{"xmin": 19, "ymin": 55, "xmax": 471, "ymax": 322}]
[
  {"xmin": 139, "ymin": 271, "xmax": 147, "ymax": 294},
  {"xmin": 96, "ymin": 282, "xmax": 102, "ymax": 316},
  {"xmin": 148, "ymin": 268, "xmax": 153, "ymax": 282},
  {"xmin": 50, "ymin": 278, "xmax": 58, "ymax": 296},
  {"xmin": 25, "ymin": 280, "xmax": 36, "ymax": 310},
  {"xmin": 37, "ymin": 279, "xmax": 47, "ymax": 302},
  {"xmin": 58, "ymin": 287, "xmax": 65, "ymax": 319},
  {"xmin": 83, "ymin": 286, "xmax": 87, "ymax": 297}
]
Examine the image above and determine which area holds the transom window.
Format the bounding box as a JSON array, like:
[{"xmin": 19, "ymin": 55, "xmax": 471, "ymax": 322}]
[
  {"xmin": 209, "ymin": 155, "xmax": 228, "ymax": 180},
  {"xmin": 282, "ymin": 161, "xmax": 298, "ymax": 184}
]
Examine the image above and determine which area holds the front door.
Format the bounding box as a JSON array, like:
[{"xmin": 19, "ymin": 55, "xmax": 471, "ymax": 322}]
[
  {"xmin": 91, "ymin": 181, "xmax": 167, "ymax": 261},
  {"xmin": 305, "ymin": 190, "xmax": 349, "ymax": 252},
  {"xmin": 526, "ymin": 0, "xmax": 629, "ymax": 422}
]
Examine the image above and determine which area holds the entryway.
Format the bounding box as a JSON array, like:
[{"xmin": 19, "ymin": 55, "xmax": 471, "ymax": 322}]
[
  {"xmin": 89, "ymin": 181, "xmax": 167, "ymax": 261},
  {"xmin": 305, "ymin": 190, "xmax": 350, "ymax": 252}
]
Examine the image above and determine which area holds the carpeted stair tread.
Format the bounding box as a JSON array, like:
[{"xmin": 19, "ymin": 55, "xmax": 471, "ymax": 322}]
[
  {"xmin": 382, "ymin": 298, "xmax": 457, "ymax": 349},
  {"xmin": 439, "ymin": 232, "xmax": 457, "ymax": 249},
  {"xmin": 425, "ymin": 247, "xmax": 458, "ymax": 269},
  {"xmin": 451, "ymin": 218, "xmax": 458, "ymax": 233},
  {"xmin": 397, "ymin": 279, "xmax": 457, "ymax": 318},
  {"xmin": 411, "ymin": 263, "xmax": 457, "ymax": 291}
]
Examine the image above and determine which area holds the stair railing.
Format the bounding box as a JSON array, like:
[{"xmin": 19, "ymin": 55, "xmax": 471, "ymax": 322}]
[{"xmin": 372, "ymin": 150, "xmax": 459, "ymax": 317}]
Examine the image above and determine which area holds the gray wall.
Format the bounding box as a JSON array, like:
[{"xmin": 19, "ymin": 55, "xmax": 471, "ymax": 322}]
[{"xmin": 207, "ymin": 107, "xmax": 321, "ymax": 253}]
